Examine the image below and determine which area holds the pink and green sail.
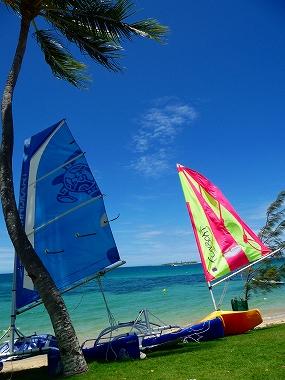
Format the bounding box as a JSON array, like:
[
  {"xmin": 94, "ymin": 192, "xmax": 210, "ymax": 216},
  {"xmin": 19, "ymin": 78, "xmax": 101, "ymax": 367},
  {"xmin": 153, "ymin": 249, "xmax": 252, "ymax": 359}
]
[{"xmin": 177, "ymin": 164, "xmax": 271, "ymax": 282}]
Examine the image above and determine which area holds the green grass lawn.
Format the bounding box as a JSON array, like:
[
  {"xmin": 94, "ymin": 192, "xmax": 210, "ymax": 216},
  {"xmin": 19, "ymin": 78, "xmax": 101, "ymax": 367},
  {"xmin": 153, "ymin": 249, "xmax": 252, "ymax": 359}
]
[{"xmin": 2, "ymin": 324, "xmax": 285, "ymax": 380}]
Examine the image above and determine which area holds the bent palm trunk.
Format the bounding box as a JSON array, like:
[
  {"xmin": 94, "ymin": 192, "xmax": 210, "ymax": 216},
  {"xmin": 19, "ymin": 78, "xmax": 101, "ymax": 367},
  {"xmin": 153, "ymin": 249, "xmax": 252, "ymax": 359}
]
[{"xmin": 0, "ymin": 15, "xmax": 87, "ymax": 376}]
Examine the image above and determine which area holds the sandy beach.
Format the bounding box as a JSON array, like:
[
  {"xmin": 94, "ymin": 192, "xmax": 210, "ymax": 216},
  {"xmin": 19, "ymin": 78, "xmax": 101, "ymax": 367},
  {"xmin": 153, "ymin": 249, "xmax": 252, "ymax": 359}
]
[
  {"xmin": 1, "ymin": 354, "xmax": 47, "ymax": 374},
  {"xmin": 258, "ymin": 313, "xmax": 285, "ymax": 327},
  {"xmin": 1, "ymin": 314, "xmax": 284, "ymax": 374}
]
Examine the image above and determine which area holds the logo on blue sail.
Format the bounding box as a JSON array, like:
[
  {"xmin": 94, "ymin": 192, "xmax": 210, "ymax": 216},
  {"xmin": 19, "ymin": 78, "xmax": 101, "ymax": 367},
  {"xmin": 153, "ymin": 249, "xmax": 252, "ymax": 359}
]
[{"xmin": 52, "ymin": 153, "xmax": 100, "ymax": 203}]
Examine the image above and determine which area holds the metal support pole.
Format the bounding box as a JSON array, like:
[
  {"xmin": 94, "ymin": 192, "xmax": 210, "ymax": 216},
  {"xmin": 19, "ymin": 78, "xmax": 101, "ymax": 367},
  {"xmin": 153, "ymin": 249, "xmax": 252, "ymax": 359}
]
[
  {"xmin": 208, "ymin": 282, "xmax": 218, "ymax": 310},
  {"xmin": 143, "ymin": 309, "xmax": 151, "ymax": 333},
  {"xmin": 211, "ymin": 248, "xmax": 281, "ymax": 288},
  {"xmin": 9, "ymin": 254, "xmax": 18, "ymax": 354}
]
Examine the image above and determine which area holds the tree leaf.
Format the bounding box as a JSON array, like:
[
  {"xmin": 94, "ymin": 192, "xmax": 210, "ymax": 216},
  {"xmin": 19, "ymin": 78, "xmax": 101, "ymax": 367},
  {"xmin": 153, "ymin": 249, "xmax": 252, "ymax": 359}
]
[
  {"xmin": 40, "ymin": 0, "xmax": 167, "ymax": 71},
  {"xmin": 34, "ymin": 29, "xmax": 89, "ymax": 87}
]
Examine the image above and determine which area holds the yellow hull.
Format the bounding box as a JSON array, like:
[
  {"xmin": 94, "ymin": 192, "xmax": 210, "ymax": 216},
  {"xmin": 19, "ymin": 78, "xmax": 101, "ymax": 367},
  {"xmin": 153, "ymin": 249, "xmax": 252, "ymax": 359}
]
[{"xmin": 201, "ymin": 309, "xmax": 263, "ymax": 335}]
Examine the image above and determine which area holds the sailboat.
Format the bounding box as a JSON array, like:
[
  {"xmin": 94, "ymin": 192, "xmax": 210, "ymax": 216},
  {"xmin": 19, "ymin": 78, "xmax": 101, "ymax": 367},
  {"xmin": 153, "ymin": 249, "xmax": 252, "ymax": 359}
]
[
  {"xmin": 0, "ymin": 121, "xmax": 222, "ymax": 372},
  {"xmin": 0, "ymin": 120, "xmax": 126, "ymax": 369},
  {"xmin": 177, "ymin": 164, "xmax": 279, "ymax": 334}
]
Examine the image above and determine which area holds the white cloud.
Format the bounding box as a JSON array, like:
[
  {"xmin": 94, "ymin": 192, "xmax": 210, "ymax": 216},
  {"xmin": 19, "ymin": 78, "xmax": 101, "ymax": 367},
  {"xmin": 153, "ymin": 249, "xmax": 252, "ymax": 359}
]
[
  {"xmin": 132, "ymin": 194, "xmax": 158, "ymax": 201},
  {"xmin": 219, "ymin": 201, "xmax": 271, "ymax": 237},
  {"xmin": 130, "ymin": 149, "xmax": 169, "ymax": 177},
  {"xmin": 245, "ymin": 204, "xmax": 268, "ymax": 222},
  {"xmin": 237, "ymin": 202, "xmax": 269, "ymax": 233},
  {"xmin": 121, "ymin": 238, "xmax": 199, "ymax": 266},
  {"xmin": 114, "ymin": 222, "xmax": 199, "ymax": 266},
  {"xmin": 133, "ymin": 103, "xmax": 197, "ymax": 153},
  {"xmin": 130, "ymin": 99, "xmax": 197, "ymax": 177},
  {"xmin": 172, "ymin": 228, "xmax": 192, "ymax": 237},
  {"xmin": 134, "ymin": 227, "xmax": 192, "ymax": 241},
  {"xmin": 136, "ymin": 230, "xmax": 164, "ymax": 239}
]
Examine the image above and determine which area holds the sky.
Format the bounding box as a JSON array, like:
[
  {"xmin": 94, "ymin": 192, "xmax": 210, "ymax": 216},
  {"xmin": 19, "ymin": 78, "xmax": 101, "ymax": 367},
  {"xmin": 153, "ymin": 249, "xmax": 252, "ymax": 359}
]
[{"xmin": 0, "ymin": 0, "xmax": 285, "ymax": 273}]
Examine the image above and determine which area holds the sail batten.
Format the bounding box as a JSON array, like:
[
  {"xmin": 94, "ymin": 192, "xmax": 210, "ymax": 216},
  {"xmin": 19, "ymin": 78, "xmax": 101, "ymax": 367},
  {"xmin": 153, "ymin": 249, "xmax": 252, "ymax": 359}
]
[
  {"xmin": 27, "ymin": 195, "xmax": 103, "ymax": 236},
  {"xmin": 177, "ymin": 164, "xmax": 271, "ymax": 282},
  {"xmin": 17, "ymin": 260, "xmax": 126, "ymax": 314},
  {"xmin": 16, "ymin": 120, "xmax": 123, "ymax": 312},
  {"xmin": 29, "ymin": 152, "xmax": 85, "ymax": 187}
]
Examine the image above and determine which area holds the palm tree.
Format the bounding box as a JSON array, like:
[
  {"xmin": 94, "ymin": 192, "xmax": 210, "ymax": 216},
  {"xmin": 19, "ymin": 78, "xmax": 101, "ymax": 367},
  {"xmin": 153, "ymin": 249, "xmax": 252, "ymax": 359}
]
[
  {"xmin": 243, "ymin": 191, "xmax": 285, "ymax": 301},
  {"xmin": 0, "ymin": 0, "xmax": 167, "ymax": 375}
]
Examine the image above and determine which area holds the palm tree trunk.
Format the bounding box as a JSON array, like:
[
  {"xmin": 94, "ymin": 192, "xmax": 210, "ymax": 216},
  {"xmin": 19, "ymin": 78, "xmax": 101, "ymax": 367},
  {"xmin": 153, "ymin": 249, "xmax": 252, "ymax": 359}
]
[{"xmin": 0, "ymin": 15, "xmax": 88, "ymax": 376}]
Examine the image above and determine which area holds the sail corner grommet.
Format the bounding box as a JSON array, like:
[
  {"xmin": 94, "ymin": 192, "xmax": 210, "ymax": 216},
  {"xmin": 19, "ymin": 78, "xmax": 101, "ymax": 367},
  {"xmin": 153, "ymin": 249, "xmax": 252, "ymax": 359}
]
[
  {"xmin": 45, "ymin": 249, "xmax": 64, "ymax": 254},
  {"xmin": 75, "ymin": 232, "xmax": 97, "ymax": 238}
]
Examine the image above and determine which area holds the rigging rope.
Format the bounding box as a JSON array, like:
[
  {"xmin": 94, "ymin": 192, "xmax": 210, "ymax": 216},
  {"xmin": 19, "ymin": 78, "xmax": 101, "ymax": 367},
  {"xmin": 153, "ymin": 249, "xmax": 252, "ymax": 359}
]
[
  {"xmin": 69, "ymin": 284, "xmax": 88, "ymax": 312},
  {"xmin": 217, "ymin": 279, "xmax": 229, "ymax": 309},
  {"xmin": 96, "ymin": 277, "xmax": 117, "ymax": 328},
  {"xmin": 242, "ymin": 229, "xmax": 264, "ymax": 252},
  {"xmin": 96, "ymin": 276, "xmax": 118, "ymax": 361}
]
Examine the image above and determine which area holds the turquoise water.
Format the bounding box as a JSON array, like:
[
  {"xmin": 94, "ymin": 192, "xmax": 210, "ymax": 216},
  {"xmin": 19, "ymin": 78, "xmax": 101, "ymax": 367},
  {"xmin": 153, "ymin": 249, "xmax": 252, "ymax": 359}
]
[{"xmin": 0, "ymin": 264, "xmax": 284, "ymax": 342}]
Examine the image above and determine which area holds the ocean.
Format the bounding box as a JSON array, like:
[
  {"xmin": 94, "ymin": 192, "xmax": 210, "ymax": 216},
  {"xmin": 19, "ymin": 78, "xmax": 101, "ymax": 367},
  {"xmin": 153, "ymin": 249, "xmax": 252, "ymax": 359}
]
[{"xmin": 0, "ymin": 263, "xmax": 284, "ymax": 342}]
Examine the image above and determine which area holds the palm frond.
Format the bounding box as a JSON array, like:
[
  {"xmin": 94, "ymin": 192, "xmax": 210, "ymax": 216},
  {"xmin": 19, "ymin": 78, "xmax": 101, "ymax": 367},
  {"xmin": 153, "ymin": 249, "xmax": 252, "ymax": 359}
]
[
  {"xmin": 1, "ymin": 0, "xmax": 21, "ymax": 13},
  {"xmin": 128, "ymin": 20, "xmax": 168, "ymax": 42},
  {"xmin": 267, "ymin": 191, "xmax": 285, "ymax": 215},
  {"xmin": 2, "ymin": 0, "xmax": 44, "ymax": 18},
  {"xmin": 268, "ymin": 220, "xmax": 285, "ymax": 239},
  {"xmin": 260, "ymin": 217, "xmax": 285, "ymax": 242},
  {"xmin": 245, "ymin": 190, "xmax": 285, "ymax": 299},
  {"xmin": 41, "ymin": 16, "xmax": 123, "ymax": 71},
  {"xmin": 41, "ymin": 0, "xmax": 167, "ymax": 71},
  {"xmin": 43, "ymin": 0, "xmax": 133, "ymax": 41},
  {"xmin": 267, "ymin": 209, "xmax": 285, "ymax": 229},
  {"xmin": 259, "ymin": 190, "xmax": 285, "ymax": 244},
  {"xmin": 34, "ymin": 29, "xmax": 89, "ymax": 87}
]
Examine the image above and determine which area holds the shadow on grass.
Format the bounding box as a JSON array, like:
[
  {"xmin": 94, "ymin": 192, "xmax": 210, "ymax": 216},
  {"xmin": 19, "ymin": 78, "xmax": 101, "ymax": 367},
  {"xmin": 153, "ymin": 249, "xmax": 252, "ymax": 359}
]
[
  {"xmin": 145, "ymin": 338, "xmax": 223, "ymax": 359},
  {"xmin": 1, "ymin": 366, "xmax": 47, "ymax": 380},
  {"xmin": 0, "ymin": 339, "xmax": 223, "ymax": 378}
]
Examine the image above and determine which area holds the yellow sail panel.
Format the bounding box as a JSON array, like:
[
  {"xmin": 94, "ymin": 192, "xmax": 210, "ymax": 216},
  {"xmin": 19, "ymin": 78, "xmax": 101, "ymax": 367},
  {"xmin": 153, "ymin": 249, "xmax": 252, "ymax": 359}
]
[{"xmin": 178, "ymin": 167, "xmax": 231, "ymax": 281}]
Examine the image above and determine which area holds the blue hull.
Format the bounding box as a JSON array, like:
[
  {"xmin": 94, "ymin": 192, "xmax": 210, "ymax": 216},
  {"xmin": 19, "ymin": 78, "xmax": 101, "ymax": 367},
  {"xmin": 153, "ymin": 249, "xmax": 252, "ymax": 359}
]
[
  {"xmin": 83, "ymin": 334, "xmax": 140, "ymax": 361},
  {"xmin": 142, "ymin": 317, "xmax": 224, "ymax": 348}
]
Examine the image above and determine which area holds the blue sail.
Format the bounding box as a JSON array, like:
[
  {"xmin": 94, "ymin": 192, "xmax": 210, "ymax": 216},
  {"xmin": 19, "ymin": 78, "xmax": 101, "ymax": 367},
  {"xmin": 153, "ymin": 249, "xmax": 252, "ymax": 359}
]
[{"xmin": 16, "ymin": 120, "xmax": 123, "ymax": 313}]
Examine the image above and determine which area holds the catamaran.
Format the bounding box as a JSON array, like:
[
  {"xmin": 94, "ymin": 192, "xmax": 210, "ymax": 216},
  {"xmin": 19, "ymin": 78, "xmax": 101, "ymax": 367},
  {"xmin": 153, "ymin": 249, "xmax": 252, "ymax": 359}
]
[
  {"xmin": 177, "ymin": 164, "xmax": 280, "ymax": 334},
  {"xmin": 0, "ymin": 122, "xmax": 224, "ymax": 372},
  {"xmin": 0, "ymin": 120, "xmax": 126, "ymax": 369}
]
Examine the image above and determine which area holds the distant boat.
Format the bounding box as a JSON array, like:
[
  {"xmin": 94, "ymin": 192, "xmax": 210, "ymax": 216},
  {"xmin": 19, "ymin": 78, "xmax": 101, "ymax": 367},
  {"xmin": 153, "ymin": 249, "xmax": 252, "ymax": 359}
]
[
  {"xmin": 252, "ymin": 278, "xmax": 284, "ymax": 285},
  {"xmin": 163, "ymin": 261, "xmax": 198, "ymax": 266}
]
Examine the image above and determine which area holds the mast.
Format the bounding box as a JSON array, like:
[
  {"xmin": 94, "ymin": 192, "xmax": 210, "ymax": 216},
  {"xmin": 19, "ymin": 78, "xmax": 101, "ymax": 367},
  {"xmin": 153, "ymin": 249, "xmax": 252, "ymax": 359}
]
[
  {"xmin": 4, "ymin": 251, "xmax": 24, "ymax": 354},
  {"xmin": 9, "ymin": 255, "xmax": 17, "ymax": 353},
  {"xmin": 207, "ymin": 282, "xmax": 218, "ymax": 310}
]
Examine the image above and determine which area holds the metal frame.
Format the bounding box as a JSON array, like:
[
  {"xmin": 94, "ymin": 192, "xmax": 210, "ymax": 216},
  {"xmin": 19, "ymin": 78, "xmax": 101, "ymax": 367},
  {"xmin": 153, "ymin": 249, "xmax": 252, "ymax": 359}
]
[
  {"xmin": 0, "ymin": 346, "xmax": 52, "ymax": 361},
  {"xmin": 81, "ymin": 309, "xmax": 181, "ymax": 350},
  {"xmin": 0, "ymin": 260, "xmax": 125, "ymax": 362},
  {"xmin": 16, "ymin": 260, "xmax": 125, "ymax": 314},
  {"xmin": 207, "ymin": 248, "xmax": 281, "ymax": 309}
]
